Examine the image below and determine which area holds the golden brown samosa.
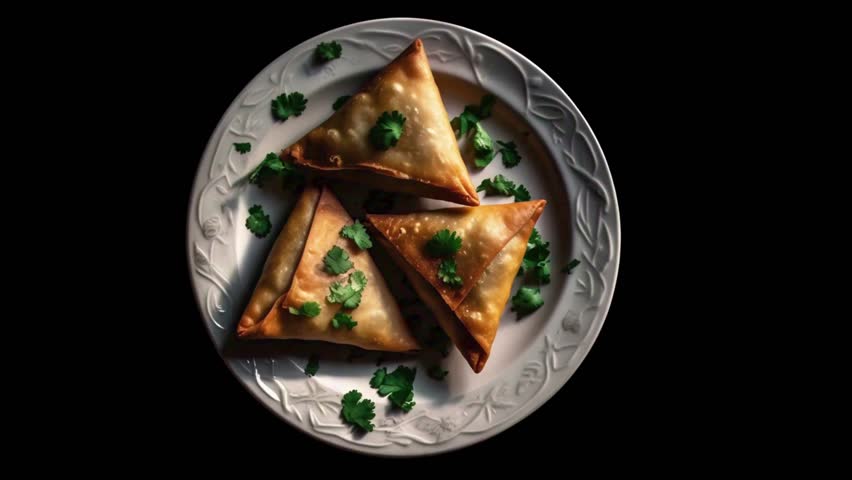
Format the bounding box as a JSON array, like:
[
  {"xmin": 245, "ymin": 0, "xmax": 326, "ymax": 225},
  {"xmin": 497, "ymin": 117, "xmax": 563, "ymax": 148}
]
[
  {"xmin": 282, "ymin": 39, "xmax": 479, "ymax": 206},
  {"xmin": 238, "ymin": 185, "xmax": 419, "ymax": 352},
  {"xmin": 366, "ymin": 200, "xmax": 546, "ymax": 372}
]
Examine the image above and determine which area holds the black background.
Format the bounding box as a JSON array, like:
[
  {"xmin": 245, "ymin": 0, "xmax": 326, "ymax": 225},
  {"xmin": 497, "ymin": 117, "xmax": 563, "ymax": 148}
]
[{"xmin": 160, "ymin": 11, "xmax": 714, "ymax": 465}]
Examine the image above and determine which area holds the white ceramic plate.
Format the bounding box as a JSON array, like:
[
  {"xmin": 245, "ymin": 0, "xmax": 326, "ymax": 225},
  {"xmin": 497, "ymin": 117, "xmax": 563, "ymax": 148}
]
[{"xmin": 187, "ymin": 18, "xmax": 620, "ymax": 456}]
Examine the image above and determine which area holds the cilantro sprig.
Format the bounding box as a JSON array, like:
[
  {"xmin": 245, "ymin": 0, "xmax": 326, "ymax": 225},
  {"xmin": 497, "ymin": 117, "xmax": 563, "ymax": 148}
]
[
  {"xmin": 315, "ymin": 41, "xmax": 342, "ymax": 61},
  {"xmin": 332, "ymin": 312, "xmax": 357, "ymax": 330},
  {"xmin": 472, "ymin": 123, "xmax": 495, "ymax": 168},
  {"xmin": 327, "ymin": 271, "xmax": 367, "ymax": 309},
  {"xmin": 426, "ymin": 229, "xmax": 463, "ymax": 258},
  {"xmin": 425, "ymin": 229, "xmax": 463, "ymax": 287},
  {"xmin": 370, "ymin": 111, "xmax": 406, "ymax": 150},
  {"xmin": 451, "ymin": 94, "xmax": 496, "ymax": 137},
  {"xmin": 511, "ymin": 286, "xmax": 544, "ymax": 316},
  {"xmin": 305, "ymin": 355, "xmax": 319, "ymax": 376},
  {"xmin": 497, "ymin": 140, "xmax": 521, "ymax": 168},
  {"xmin": 476, "ymin": 174, "xmax": 532, "ymax": 202},
  {"xmin": 520, "ymin": 228, "xmax": 551, "ymax": 284},
  {"xmin": 245, "ymin": 205, "xmax": 271, "ymax": 238},
  {"xmin": 248, "ymin": 152, "xmax": 296, "ymax": 187},
  {"xmin": 341, "ymin": 390, "xmax": 375, "ymax": 432},
  {"xmin": 562, "ymin": 258, "xmax": 581, "ymax": 274},
  {"xmin": 289, "ymin": 301, "xmax": 322, "ymax": 317},
  {"xmin": 340, "ymin": 220, "xmax": 372, "ymax": 249},
  {"xmin": 437, "ymin": 259, "xmax": 463, "ymax": 288},
  {"xmin": 513, "ymin": 184, "xmax": 531, "ymax": 202},
  {"xmin": 477, "ymin": 174, "xmax": 515, "ymax": 195},
  {"xmin": 271, "ymin": 92, "xmax": 307, "ymax": 121},
  {"xmin": 323, "ymin": 246, "xmax": 353, "ymax": 275},
  {"xmin": 511, "ymin": 228, "xmax": 551, "ymax": 317},
  {"xmin": 333, "ymin": 95, "xmax": 351, "ymax": 111},
  {"xmin": 370, "ymin": 366, "xmax": 417, "ymax": 412}
]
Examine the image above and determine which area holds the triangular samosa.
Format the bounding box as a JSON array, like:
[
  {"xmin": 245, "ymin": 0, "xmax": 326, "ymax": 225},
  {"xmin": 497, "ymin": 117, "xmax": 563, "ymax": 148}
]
[
  {"xmin": 282, "ymin": 39, "xmax": 479, "ymax": 206},
  {"xmin": 366, "ymin": 200, "xmax": 546, "ymax": 372},
  {"xmin": 238, "ymin": 185, "xmax": 419, "ymax": 352}
]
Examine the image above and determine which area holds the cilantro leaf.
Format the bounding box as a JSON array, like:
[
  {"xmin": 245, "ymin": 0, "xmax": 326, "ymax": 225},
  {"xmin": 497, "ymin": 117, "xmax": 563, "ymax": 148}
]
[
  {"xmin": 450, "ymin": 107, "xmax": 480, "ymax": 138},
  {"xmin": 477, "ymin": 174, "xmax": 516, "ymax": 196},
  {"xmin": 332, "ymin": 312, "xmax": 358, "ymax": 330},
  {"xmin": 332, "ymin": 95, "xmax": 351, "ymax": 111},
  {"xmin": 476, "ymin": 174, "xmax": 532, "ymax": 201},
  {"xmin": 369, "ymin": 111, "xmax": 406, "ymax": 150},
  {"xmin": 498, "ymin": 140, "xmax": 521, "ymax": 168},
  {"xmin": 473, "ymin": 123, "xmax": 495, "ymax": 168},
  {"xmin": 315, "ymin": 41, "xmax": 342, "ymax": 61},
  {"xmin": 245, "ymin": 205, "xmax": 271, "ymax": 238},
  {"xmin": 536, "ymin": 258, "xmax": 551, "ymax": 284},
  {"xmin": 427, "ymin": 365, "xmax": 448, "ymax": 381},
  {"xmin": 520, "ymin": 228, "xmax": 551, "ymax": 284},
  {"xmin": 234, "ymin": 142, "xmax": 251, "ymax": 154},
  {"xmin": 327, "ymin": 271, "xmax": 368, "ymax": 309},
  {"xmin": 477, "ymin": 94, "xmax": 496, "ymax": 119},
  {"xmin": 370, "ymin": 367, "xmax": 386, "ymax": 388},
  {"xmin": 305, "ymin": 355, "xmax": 319, "ymax": 376},
  {"xmin": 511, "ymin": 286, "xmax": 544, "ymax": 316},
  {"xmin": 271, "ymin": 92, "xmax": 307, "ymax": 121},
  {"xmin": 248, "ymin": 152, "xmax": 295, "ymax": 186},
  {"xmin": 340, "ymin": 220, "xmax": 372, "ymax": 249},
  {"xmin": 323, "ymin": 246, "xmax": 353, "ymax": 275},
  {"xmin": 450, "ymin": 94, "xmax": 497, "ymax": 137},
  {"xmin": 513, "ymin": 184, "xmax": 531, "ymax": 202},
  {"xmin": 528, "ymin": 227, "xmax": 543, "ymax": 245},
  {"xmin": 562, "ymin": 258, "xmax": 581, "ymax": 274},
  {"xmin": 288, "ymin": 301, "xmax": 322, "ymax": 318},
  {"xmin": 340, "ymin": 390, "xmax": 375, "ymax": 432},
  {"xmin": 437, "ymin": 259, "xmax": 463, "ymax": 288},
  {"xmin": 426, "ymin": 229, "xmax": 463, "ymax": 258},
  {"xmin": 370, "ymin": 366, "xmax": 417, "ymax": 412}
]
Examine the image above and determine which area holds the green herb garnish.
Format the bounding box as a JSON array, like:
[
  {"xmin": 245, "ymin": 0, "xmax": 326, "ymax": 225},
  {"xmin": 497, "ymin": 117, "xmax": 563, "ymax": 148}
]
[
  {"xmin": 562, "ymin": 258, "xmax": 581, "ymax": 274},
  {"xmin": 370, "ymin": 366, "xmax": 417, "ymax": 412},
  {"xmin": 289, "ymin": 301, "xmax": 322, "ymax": 318},
  {"xmin": 520, "ymin": 228, "xmax": 551, "ymax": 284},
  {"xmin": 248, "ymin": 152, "xmax": 295, "ymax": 186},
  {"xmin": 437, "ymin": 258, "xmax": 463, "ymax": 288},
  {"xmin": 245, "ymin": 205, "xmax": 271, "ymax": 238},
  {"xmin": 341, "ymin": 390, "xmax": 375, "ymax": 432},
  {"xmin": 477, "ymin": 174, "xmax": 516, "ymax": 196},
  {"xmin": 426, "ymin": 229, "xmax": 463, "ymax": 258},
  {"xmin": 513, "ymin": 184, "xmax": 531, "ymax": 202},
  {"xmin": 315, "ymin": 41, "xmax": 342, "ymax": 61},
  {"xmin": 450, "ymin": 94, "xmax": 496, "ymax": 137},
  {"xmin": 327, "ymin": 271, "xmax": 367, "ymax": 309},
  {"xmin": 451, "ymin": 107, "xmax": 480, "ymax": 137},
  {"xmin": 271, "ymin": 92, "xmax": 307, "ymax": 121},
  {"xmin": 369, "ymin": 111, "xmax": 406, "ymax": 150},
  {"xmin": 476, "ymin": 174, "xmax": 532, "ymax": 202},
  {"xmin": 332, "ymin": 312, "xmax": 358, "ymax": 330},
  {"xmin": 340, "ymin": 220, "xmax": 372, "ymax": 249},
  {"xmin": 473, "ymin": 123, "xmax": 495, "ymax": 168},
  {"xmin": 511, "ymin": 286, "xmax": 544, "ymax": 316},
  {"xmin": 332, "ymin": 95, "xmax": 351, "ymax": 111},
  {"xmin": 323, "ymin": 246, "xmax": 354, "ymax": 275},
  {"xmin": 305, "ymin": 355, "xmax": 320, "ymax": 376},
  {"xmin": 498, "ymin": 140, "xmax": 521, "ymax": 168}
]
